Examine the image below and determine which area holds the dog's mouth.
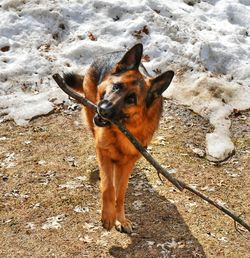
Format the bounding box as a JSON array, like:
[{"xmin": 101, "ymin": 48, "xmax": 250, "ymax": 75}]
[{"xmin": 93, "ymin": 113, "xmax": 111, "ymax": 127}]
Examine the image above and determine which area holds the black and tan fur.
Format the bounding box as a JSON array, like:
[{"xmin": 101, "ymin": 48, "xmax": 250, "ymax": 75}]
[{"xmin": 64, "ymin": 44, "xmax": 174, "ymax": 233}]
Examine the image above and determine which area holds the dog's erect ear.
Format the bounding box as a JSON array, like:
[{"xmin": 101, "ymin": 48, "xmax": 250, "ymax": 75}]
[
  {"xmin": 113, "ymin": 44, "xmax": 143, "ymax": 73},
  {"xmin": 146, "ymin": 70, "xmax": 174, "ymax": 107}
]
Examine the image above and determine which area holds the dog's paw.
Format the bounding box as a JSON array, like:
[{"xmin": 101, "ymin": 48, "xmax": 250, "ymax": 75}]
[
  {"xmin": 115, "ymin": 219, "xmax": 133, "ymax": 234},
  {"xmin": 101, "ymin": 211, "xmax": 116, "ymax": 231}
]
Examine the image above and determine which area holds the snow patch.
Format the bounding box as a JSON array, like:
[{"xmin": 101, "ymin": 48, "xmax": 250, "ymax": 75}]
[
  {"xmin": 41, "ymin": 214, "xmax": 66, "ymax": 229},
  {"xmin": 59, "ymin": 176, "xmax": 87, "ymax": 189},
  {"xmin": 26, "ymin": 222, "xmax": 36, "ymax": 230},
  {"xmin": 74, "ymin": 205, "xmax": 89, "ymax": 213},
  {"xmin": 0, "ymin": 86, "xmax": 67, "ymax": 125},
  {"xmin": 165, "ymin": 74, "xmax": 250, "ymax": 161},
  {"xmin": 0, "ymin": 152, "xmax": 16, "ymax": 168}
]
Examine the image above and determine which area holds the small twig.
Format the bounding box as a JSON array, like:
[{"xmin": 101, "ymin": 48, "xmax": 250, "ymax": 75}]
[
  {"xmin": 53, "ymin": 73, "xmax": 250, "ymax": 233},
  {"xmin": 157, "ymin": 170, "xmax": 165, "ymax": 184},
  {"xmin": 234, "ymin": 213, "xmax": 250, "ymax": 239}
]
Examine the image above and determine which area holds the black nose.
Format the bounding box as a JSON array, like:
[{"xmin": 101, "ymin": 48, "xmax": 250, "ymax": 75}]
[{"xmin": 98, "ymin": 100, "xmax": 115, "ymax": 119}]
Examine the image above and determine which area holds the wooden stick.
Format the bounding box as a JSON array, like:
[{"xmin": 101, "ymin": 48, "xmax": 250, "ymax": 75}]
[
  {"xmin": 53, "ymin": 73, "xmax": 250, "ymax": 232},
  {"xmin": 52, "ymin": 73, "xmax": 183, "ymax": 191}
]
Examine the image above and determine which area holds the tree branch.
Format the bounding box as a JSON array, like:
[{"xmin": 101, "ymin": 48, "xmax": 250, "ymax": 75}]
[{"xmin": 53, "ymin": 73, "xmax": 250, "ymax": 233}]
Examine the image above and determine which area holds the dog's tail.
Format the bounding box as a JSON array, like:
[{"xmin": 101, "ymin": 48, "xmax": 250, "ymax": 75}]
[{"xmin": 63, "ymin": 73, "xmax": 84, "ymax": 93}]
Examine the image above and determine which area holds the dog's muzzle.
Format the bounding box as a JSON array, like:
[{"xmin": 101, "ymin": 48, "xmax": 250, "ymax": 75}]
[
  {"xmin": 97, "ymin": 100, "xmax": 116, "ymax": 119},
  {"xmin": 93, "ymin": 100, "xmax": 115, "ymax": 127},
  {"xmin": 93, "ymin": 113, "xmax": 111, "ymax": 127}
]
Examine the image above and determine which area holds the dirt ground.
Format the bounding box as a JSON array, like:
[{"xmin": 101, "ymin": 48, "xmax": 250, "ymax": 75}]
[{"xmin": 0, "ymin": 99, "xmax": 249, "ymax": 258}]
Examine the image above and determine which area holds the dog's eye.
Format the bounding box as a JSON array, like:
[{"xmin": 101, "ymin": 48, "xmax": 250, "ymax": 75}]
[
  {"xmin": 112, "ymin": 83, "xmax": 123, "ymax": 92},
  {"xmin": 125, "ymin": 93, "xmax": 137, "ymax": 105}
]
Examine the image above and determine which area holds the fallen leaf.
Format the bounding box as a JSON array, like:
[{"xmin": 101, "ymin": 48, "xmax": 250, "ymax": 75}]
[
  {"xmin": 142, "ymin": 54, "xmax": 150, "ymax": 62},
  {"xmin": 153, "ymin": 68, "xmax": 162, "ymax": 74},
  {"xmin": 142, "ymin": 25, "xmax": 149, "ymax": 35},
  {"xmin": 1, "ymin": 46, "xmax": 10, "ymax": 52},
  {"xmin": 132, "ymin": 25, "xmax": 149, "ymax": 39},
  {"xmin": 87, "ymin": 32, "xmax": 97, "ymax": 41}
]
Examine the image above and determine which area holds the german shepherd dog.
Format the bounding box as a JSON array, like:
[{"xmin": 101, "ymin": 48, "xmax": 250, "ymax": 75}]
[{"xmin": 64, "ymin": 44, "xmax": 174, "ymax": 233}]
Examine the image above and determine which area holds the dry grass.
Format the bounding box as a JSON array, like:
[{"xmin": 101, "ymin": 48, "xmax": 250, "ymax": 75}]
[{"xmin": 0, "ymin": 100, "xmax": 249, "ymax": 257}]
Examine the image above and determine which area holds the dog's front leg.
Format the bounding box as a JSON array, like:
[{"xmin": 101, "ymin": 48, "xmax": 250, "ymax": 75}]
[
  {"xmin": 97, "ymin": 148, "xmax": 116, "ymax": 231},
  {"xmin": 114, "ymin": 157, "xmax": 137, "ymax": 234}
]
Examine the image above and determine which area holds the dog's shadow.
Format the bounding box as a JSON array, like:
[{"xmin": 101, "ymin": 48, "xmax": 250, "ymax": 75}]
[{"xmin": 107, "ymin": 170, "xmax": 207, "ymax": 258}]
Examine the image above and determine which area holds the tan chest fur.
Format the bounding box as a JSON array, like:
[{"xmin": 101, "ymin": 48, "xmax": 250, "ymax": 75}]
[{"xmin": 94, "ymin": 98, "xmax": 162, "ymax": 163}]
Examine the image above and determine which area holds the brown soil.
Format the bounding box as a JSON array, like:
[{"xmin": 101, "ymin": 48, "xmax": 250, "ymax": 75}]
[{"xmin": 0, "ymin": 100, "xmax": 249, "ymax": 258}]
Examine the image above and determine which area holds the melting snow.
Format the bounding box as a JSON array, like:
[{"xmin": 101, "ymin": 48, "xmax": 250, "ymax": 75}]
[
  {"xmin": 132, "ymin": 200, "xmax": 144, "ymax": 210},
  {"xmin": 0, "ymin": 152, "xmax": 16, "ymax": 168},
  {"xmin": 26, "ymin": 222, "xmax": 36, "ymax": 230},
  {"xmin": 79, "ymin": 235, "xmax": 93, "ymax": 243},
  {"xmin": 59, "ymin": 176, "xmax": 87, "ymax": 189},
  {"xmin": 0, "ymin": 0, "xmax": 249, "ymax": 161},
  {"xmin": 41, "ymin": 214, "xmax": 67, "ymax": 229},
  {"xmin": 83, "ymin": 222, "xmax": 100, "ymax": 232},
  {"xmin": 74, "ymin": 205, "xmax": 90, "ymax": 213},
  {"xmin": 201, "ymin": 185, "xmax": 216, "ymax": 192},
  {"xmin": 37, "ymin": 160, "xmax": 46, "ymax": 165}
]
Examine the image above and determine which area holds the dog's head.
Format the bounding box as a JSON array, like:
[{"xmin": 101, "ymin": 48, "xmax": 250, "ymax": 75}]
[{"xmin": 94, "ymin": 44, "xmax": 174, "ymax": 127}]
